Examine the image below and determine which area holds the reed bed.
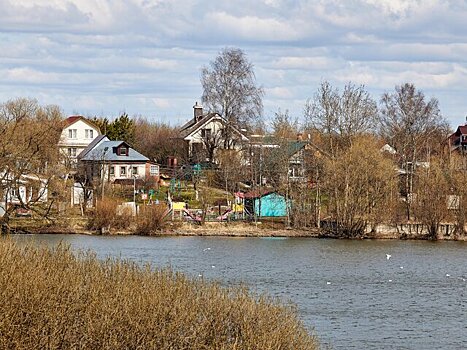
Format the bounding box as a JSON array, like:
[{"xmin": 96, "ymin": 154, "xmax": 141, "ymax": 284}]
[{"xmin": 0, "ymin": 240, "xmax": 319, "ymax": 349}]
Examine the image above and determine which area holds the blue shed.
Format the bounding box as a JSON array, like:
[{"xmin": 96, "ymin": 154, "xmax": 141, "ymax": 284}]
[{"xmin": 253, "ymin": 192, "xmax": 288, "ymax": 217}]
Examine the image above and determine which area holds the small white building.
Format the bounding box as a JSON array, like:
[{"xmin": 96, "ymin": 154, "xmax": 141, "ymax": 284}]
[
  {"xmin": 1, "ymin": 174, "xmax": 48, "ymax": 205},
  {"xmin": 58, "ymin": 116, "xmax": 101, "ymax": 165}
]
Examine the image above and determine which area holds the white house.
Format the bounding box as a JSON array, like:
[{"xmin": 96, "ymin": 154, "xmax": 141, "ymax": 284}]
[
  {"xmin": 58, "ymin": 116, "xmax": 101, "ymax": 165},
  {"xmin": 0, "ymin": 173, "xmax": 49, "ymax": 216},
  {"xmin": 179, "ymin": 102, "xmax": 249, "ymax": 162},
  {"xmin": 78, "ymin": 135, "xmax": 159, "ymax": 183}
]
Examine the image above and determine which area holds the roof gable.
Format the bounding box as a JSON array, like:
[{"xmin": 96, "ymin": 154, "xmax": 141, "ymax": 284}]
[{"xmin": 64, "ymin": 115, "xmax": 101, "ymax": 133}]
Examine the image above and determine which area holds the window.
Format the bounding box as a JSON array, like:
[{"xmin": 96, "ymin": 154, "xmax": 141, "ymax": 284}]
[
  {"xmin": 120, "ymin": 166, "xmax": 126, "ymax": 176},
  {"xmin": 109, "ymin": 166, "xmax": 115, "ymax": 175},
  {"xmin": 119, "ymin": 147, "xmax": 127, "ymax": 156},
  {"xmin": 132, "ymin": 166, "xmax": 138, "ymax": 175},
  {"xmin": 201, "ymin": 128, "xmax": 211, "ymax": 138},
  {"xmin": 68, "ymin": 148, "xmax": 77, "ymax": 157},
  {"xmin": 85, "ymin": 129, "xmax": 94, "ymax": 139},
  {"xmin": 68, "ymin": 129, "xmax": 77, "ymax": 139},
  {"xmin": 150, "ymin": 165, "xmax": 159, "ymax": 176}
]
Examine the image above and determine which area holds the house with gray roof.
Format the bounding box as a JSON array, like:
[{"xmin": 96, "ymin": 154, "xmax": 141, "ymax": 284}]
[{"xmin": 78, "ymin": 136, "xmax": 159, "ymax": 185}]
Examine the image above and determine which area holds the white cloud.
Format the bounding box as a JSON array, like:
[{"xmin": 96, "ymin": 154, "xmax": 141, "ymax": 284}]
[
  {"xmin": 1, "ymin": 0, "xmax": 467, "ymax": 126},
  {"xmin": 203, "ymin": 11, "xmax": 303, "ymax": 42}
]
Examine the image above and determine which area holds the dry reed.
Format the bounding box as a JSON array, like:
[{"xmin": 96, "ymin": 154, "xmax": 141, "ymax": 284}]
[
  {"xmin": 135, "ymin": 204, "xmax": 168, "ymax": 235},
  {"xmin": 0, "ymin": 239, "xmax": 319, "ymax": 349},
  {"xmin": 88, "ymin": 197, "xmax": 132, "ymax": 232}
]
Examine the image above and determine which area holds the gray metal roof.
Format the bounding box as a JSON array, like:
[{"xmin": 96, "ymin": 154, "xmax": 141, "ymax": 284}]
[{"xmin": 80, "ymin": 140, "xmax": 149, "ymax": 162}]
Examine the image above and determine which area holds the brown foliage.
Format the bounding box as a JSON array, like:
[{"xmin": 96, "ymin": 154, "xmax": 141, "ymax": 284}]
[
  {"xmin": 135, "ymin": 204, "xmax": 169, "ymax": 235},
  {"xmin": 0, "ymin": 240, "xmax": 318, "ymax": 350},
  {"xmin": 323, "ymin": 136, "xmax": 398, "ymax": 237},
  {"xmin": 133, "ymin": 117, "xmax": 186, "ymax": 164},
  {"xmin": 87, "ymin": 197, "xmax": 131, "ymax": 231}
]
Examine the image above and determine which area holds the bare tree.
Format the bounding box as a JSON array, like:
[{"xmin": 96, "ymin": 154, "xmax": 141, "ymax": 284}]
[
  {"xmin": 271, "ymin": 109, "xmax": 299, "ymax": 139},
  {"xmin": 379, "ymin": 83, "xmax": 450, "ymax": 219},
  {"xmin": 133, "ymin": 117, "xmax": 187, "ymax": 164},
  {"xmin": 322, "ymin": 137, "xmax": 398, "ymax": 237},
  {"xmin": 0, "ymin": 98, "xmax": 64, "ymax": 230},
  {"xmin": 304, "ymin": 81, "xmax": 377, "ymax": 155},
  {"xmin": 201, "ymin": 48, "xmax": 264, "ymax": 134}
]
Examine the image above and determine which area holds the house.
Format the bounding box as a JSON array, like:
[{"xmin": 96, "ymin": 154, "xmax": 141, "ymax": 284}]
[
  {"xmin": 242, "ymin": 191, "xmax": 289, "ymax": 217},
  {"xmin": 78, "ymin": 135, "xmax": 159, "ymax": 184},
  {"xmin": 447, "ymin": 124, "xmax": 467, "ymax": 154},
  {"xmin": 179, "ymin": 102, "xmax": 249, "ymax": 163},
  {"xmin": 58, "ymin": 116, "xmax": 101, "ymax": 165},
  {"xmin": 0, "ymin": 173, "xmax": 49, "ymax": 216},
  {"xmin": 248, "ymin": 134, "xmax": 327, "ymax": 184}
]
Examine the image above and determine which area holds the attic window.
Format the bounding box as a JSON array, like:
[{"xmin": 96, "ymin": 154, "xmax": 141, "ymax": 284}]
[{"xmin": 119, "ymin": 147, "xmax": 128, "ymax": 156}]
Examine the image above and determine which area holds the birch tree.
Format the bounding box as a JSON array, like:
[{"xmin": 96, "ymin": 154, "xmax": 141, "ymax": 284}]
[{"xmin": 201, "ymin": 48, "xmax": 264, "ymax": 136}]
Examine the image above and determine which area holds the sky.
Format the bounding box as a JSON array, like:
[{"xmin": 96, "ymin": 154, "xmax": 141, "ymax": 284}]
[{"xmin": 1, "ymin": 0, "xmax": 467, "ymax": 128}]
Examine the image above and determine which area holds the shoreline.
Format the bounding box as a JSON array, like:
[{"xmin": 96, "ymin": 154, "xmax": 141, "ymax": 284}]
[{"xmin": 5, "ymin": 220, "xmax": 467, "ymax": 241}]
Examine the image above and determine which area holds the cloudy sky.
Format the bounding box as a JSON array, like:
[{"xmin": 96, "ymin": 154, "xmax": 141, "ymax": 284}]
[{"xmin": 1, "ymin": 0, "xmax": 466, "ymax": 127}]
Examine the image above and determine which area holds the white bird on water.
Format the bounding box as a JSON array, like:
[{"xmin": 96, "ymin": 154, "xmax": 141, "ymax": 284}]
[
  {"xmin": 326, "ymin": 281, "xmax": 331, "ymax": 285},
  {"xmin": 446, "ymin": 274, "xmax": 450, "ymax": 277},
  {"xmin": 386, "ymin": 254, "xmax": 391, "ymax": 260},
  {"xmin": 203, "ymin": 247, "xmax": 211, "ymax": 252}
]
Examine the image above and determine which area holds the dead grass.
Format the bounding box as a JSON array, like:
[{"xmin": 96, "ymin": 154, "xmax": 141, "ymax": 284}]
[{"xmin": 0, "ymin": 239, "xmax": 318, "ymax": 349}]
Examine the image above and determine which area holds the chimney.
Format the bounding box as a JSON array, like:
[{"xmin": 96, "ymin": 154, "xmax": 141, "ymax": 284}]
[{"xmin": 193, "ymin": 102, "xmax": 203, "ymax": 122}]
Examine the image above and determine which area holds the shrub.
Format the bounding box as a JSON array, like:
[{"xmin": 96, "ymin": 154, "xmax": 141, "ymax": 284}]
[
  {"xmin": 135, "ymin": 204, "xmax": 168, "ymax": 235},
  {"xmin": 87, "ymin": 197, "xmax": 132, "ymax": 232},
  {"xmin": 0, "ymin": 240, "xmax": 318, "ymax": 349}
]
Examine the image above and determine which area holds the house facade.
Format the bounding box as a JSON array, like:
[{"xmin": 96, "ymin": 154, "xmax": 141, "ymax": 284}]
[
  {"xmin": 58, "ymin": 116, "xmax": 101, "ymax": 165},
  {"xmin": 0, "ymin": 173, "xmax": 48, "ymax": 217},
  {"xmin": 179, "ymin": 102, "xmax": 249, "ymax": 163},
  {"xmin": 78, "ymin": 135, "xmax": 159, "ymax": 184},
  {"xmin": 448, "ymin": 125, "xmax": 467, "ymax": 153}
]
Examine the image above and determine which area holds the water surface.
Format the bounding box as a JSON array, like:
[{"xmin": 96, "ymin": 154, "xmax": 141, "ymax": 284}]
[{"xmin": 11, "ymin": 235, "xmax": 466, "ymax": 350}]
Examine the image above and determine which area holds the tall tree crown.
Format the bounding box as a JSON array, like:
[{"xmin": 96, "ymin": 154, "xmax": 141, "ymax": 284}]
[{"xmin": 201, "ymin": 48, "xmax": 263, "ymax": 128}]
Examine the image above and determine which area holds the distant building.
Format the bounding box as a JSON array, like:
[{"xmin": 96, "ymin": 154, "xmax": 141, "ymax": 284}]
[
  {"xmin": 242, "ymin": 191, "xmax": 289, "ymax": 217},
  {"xmin": 178, "ymin": 102, "xmax": 249, "ymax": 163},
  {"xmin": 78, "ymin": 135, "xmax": 159, "ymax": 184},
  {"xmin": 58, "ymin": 116, "xmax": 101, "ymax": 166},
  {"xmin": 447, "ymin": 124, "xmax": 467, "ymax": 154}
]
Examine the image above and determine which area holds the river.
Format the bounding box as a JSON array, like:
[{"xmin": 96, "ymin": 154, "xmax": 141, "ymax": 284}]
[{"xmin": 10, "ymin": 234, "xmax": 466, "ymax": 350}]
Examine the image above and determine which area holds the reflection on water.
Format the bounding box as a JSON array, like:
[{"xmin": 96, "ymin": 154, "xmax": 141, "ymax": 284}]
[{"xmin": 9, "ymin": 234, "xmax": 467, "ymax": 350}]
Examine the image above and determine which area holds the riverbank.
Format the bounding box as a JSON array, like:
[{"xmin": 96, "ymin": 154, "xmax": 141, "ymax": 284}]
[{"xmin": 5, "ymin": 217, "xmax": 467, "ymax": 241}]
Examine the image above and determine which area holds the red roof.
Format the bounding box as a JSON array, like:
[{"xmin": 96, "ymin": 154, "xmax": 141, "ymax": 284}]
[
  {"xmin": 458, "ymin": 125, "xmax": 467, "ymax": 135},
  {"xmin": 64, "ymin": 115, "xmax": 84, "ymax": 127},
  {"xmin": 63, "ymin": 115, "xmax": 101, "ymax": 133}
]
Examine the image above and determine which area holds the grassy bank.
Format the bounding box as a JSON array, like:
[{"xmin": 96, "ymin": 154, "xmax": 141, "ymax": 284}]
[{"xmin": 0, "ymin": 239, "xmax": 319, "ymax": 349}]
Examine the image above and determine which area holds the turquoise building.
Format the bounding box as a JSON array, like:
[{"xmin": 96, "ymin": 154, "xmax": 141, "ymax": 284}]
[{"xmin": 253, "ymin": 192, "xmax": 289, "ymax": 217}]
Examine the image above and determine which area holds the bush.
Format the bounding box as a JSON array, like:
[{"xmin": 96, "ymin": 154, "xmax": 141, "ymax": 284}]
[
  {"xmin": 87, "ymin": 197, "xmax": 132, "ymax": 232},
  {"xmin": 0, "ymin": 240, "xmax": 318, "ymax": 349},
  {"xmin": 135, "ymin": 204, "xmax": 168, "ymax": 235}
]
